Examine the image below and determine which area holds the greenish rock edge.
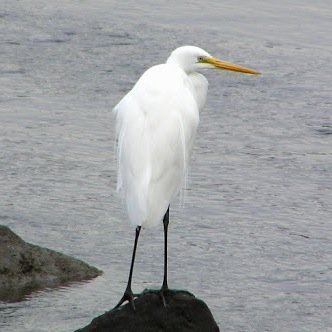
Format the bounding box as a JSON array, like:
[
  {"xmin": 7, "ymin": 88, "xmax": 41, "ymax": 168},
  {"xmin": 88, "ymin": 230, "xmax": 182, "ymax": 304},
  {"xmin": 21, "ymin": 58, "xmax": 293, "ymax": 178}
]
[
  {"xmin": 76, "ymin": 289, "xmax": 220, "ymax": 332},
  {"xmin": 0, "ymin": 225, "xmax": 102, "ymax": 301}
]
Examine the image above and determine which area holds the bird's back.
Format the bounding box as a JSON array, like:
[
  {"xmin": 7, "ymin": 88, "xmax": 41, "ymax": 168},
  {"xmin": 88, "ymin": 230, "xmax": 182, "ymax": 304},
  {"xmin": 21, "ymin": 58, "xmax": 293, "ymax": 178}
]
[{"xmin": 114, "ymin": 63, "xmax": 201, "ymax": 228}]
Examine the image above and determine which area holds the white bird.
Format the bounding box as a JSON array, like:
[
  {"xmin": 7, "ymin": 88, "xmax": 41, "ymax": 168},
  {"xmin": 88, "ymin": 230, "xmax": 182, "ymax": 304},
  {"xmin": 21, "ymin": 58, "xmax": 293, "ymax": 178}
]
[{"xmin": 113, "ymin": 45, "xmax": 259, "ymax": 309}]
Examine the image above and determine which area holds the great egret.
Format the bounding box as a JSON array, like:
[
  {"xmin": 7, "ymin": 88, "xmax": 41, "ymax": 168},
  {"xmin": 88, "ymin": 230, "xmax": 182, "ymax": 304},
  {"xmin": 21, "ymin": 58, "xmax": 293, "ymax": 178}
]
[{"xmin": 113, "ymin": 45, "xmax": 259, "ymax": 310}]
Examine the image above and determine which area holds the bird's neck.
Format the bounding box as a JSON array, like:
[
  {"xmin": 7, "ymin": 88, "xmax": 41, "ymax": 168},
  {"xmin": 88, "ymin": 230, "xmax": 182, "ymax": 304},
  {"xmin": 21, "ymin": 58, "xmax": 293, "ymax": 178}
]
[{"xmin": 166, "ymin": 57, "xmax": 195, "ymax": 74}]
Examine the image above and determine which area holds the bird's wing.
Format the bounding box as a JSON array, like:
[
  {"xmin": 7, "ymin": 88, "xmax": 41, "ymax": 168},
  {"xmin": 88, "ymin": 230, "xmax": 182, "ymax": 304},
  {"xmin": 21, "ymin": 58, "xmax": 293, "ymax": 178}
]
[{"xmin": 114, "ymin": 64, "xmax": 199, "ymax": 227}]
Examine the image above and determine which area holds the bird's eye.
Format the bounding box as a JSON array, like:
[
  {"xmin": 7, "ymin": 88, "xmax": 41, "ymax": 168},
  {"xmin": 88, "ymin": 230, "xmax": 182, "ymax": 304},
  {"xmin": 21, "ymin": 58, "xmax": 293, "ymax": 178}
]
[{"xmin": 197, "ymin": 56, "xmax": 204, "ymax": 62}]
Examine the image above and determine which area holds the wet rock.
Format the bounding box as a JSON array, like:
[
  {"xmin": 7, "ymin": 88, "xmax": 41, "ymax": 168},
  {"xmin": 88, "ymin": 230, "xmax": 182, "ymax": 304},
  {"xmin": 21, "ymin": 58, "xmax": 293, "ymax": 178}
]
[
  {"xmin": 0, "ymin": 225, "xmax": 102, "ymax": 301},
  {"xmin": 76, "ymin": 289, "xmax": 220, "ymax": 332}
]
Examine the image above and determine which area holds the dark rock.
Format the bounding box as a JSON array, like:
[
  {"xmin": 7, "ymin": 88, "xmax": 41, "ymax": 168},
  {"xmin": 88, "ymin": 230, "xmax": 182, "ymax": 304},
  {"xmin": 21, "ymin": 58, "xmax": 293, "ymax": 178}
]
[
  {"xmin": 0, "ymin": 225, "xmax": 102, "ymax": 301},
  {"xmin": 76, "ymin": 289, "xmax": 220, "ymax": 332}
]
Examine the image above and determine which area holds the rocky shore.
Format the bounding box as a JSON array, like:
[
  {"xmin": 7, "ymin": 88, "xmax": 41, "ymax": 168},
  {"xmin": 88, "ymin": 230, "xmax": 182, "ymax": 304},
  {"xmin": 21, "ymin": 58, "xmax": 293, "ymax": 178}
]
[
  {"xmin": 0, "ymin": 225, "xmax": 102, "ymax": 301},
  {"xmin": 76, "ymin": 289, "xmax": 220, "ymax": 332}
]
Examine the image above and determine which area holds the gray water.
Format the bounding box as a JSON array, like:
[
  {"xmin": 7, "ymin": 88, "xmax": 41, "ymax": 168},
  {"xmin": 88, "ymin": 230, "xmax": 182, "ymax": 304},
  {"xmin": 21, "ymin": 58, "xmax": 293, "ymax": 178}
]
[{"xmin": 1, "ymin": 1, "xmax": 331, "ymax": 331}]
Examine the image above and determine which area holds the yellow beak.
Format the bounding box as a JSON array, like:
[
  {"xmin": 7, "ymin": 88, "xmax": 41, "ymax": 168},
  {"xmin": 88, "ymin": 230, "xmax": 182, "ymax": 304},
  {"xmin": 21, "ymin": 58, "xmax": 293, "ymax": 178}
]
[{"xmin": 204, "ymin": 56, "xmax": 260, "ymax": 75}]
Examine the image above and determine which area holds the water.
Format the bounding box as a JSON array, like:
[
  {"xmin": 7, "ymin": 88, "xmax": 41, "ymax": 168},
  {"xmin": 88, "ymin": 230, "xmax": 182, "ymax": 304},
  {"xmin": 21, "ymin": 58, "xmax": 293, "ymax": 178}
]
[{"xmin": 1, "ymin": 1, "xmax": 331, "ymax": 331}]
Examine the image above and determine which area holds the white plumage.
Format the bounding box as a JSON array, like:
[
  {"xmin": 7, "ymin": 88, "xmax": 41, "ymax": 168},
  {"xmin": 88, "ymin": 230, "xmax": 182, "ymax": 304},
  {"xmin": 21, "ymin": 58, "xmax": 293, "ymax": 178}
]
[{"xmin": 113, "ymin": 45, "xmax": 258, "ymax": 228}]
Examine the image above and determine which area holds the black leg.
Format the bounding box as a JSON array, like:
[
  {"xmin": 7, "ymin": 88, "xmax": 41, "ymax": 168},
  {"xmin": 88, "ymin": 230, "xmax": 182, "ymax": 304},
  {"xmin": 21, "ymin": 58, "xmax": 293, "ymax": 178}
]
[
  {"xmin": 160, "ymin": 206, "xmax": 170, "ymax": 306},
  {"xmin": 113, "ymin": 225, "xmax": 141, "ymax": 311}
]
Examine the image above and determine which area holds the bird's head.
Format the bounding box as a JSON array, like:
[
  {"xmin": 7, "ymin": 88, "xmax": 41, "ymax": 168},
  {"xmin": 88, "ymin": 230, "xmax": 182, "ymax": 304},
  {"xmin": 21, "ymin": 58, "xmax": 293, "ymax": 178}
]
[{"xmin": 167, "ymin": 45, "xmax": 259, "ymax": 75}]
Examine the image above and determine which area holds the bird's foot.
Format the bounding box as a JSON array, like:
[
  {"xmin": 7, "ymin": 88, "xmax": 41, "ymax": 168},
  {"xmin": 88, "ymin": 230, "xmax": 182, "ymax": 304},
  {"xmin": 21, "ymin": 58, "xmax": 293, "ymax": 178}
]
[
  {"xmin": 113, "ymin": 287, "xmax": 137, "ymax": 311},
  {"xmin": 159, "ymin": 284, "xmax": 169, "ymax": 307}
]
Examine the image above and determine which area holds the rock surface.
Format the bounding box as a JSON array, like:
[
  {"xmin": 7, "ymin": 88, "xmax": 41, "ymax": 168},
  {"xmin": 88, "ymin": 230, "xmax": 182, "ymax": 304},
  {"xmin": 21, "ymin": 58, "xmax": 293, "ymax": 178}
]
[
  {"xmin": 0, "ymin": 225, "xmax": 102, "ymax": 301},
  {"xmin": 76, "ymin": 289, "xmax": 220, "ymax": 332}
]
